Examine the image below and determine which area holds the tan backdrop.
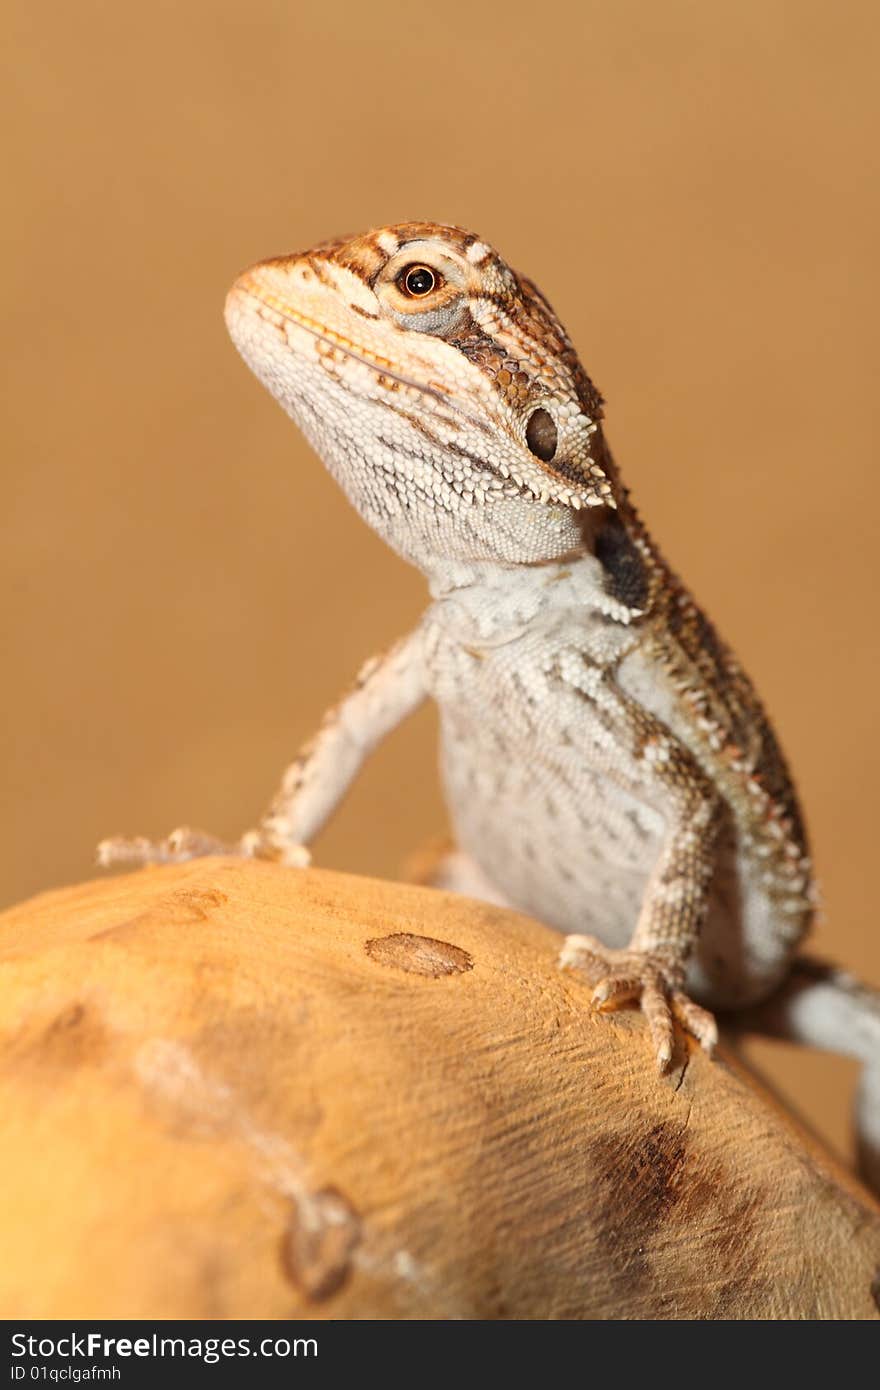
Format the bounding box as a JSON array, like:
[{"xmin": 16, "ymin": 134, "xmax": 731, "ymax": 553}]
[{"xmin": 3, "ymin": 1, "xmax": 878, "ymax": 1163}]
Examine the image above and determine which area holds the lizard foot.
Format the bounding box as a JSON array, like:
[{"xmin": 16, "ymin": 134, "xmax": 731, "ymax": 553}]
[
  {"xmin": 96, "ymin": 826, "xmax": 311, "ymax": 871},
  {"xmin": 559, "ymin": 933, "xmax": 717, "ymax": 1071}
]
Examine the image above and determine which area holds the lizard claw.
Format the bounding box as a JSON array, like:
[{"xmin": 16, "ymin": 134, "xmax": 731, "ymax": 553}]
[
  {"xmin": 96, "ymin": 826, "xmax": 311, "ymax": 871},
  {"xmin": 560, "ymin": 933, "xmax": 717, "ymax": 1071}
]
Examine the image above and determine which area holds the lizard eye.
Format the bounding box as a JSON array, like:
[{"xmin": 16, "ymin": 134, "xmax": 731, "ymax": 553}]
[
  {"xmin": 526, "ymin": 407, "xmax": 558, "ymax": 462},
  {"xmin": 398, "ymin": 264, "xmax": 440, "ymax": 298}
]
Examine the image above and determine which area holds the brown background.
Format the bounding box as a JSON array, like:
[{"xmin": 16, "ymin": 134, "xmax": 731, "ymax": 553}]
[{"xmin": 3, "ymin": 1, "xmax": 878, "ymax": 1161}]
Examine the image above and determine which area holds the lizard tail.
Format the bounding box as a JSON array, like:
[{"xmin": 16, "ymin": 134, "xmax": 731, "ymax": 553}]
[{"xmin": 725, "ymin": 955, "xmax": 880, "ymax": 1198}]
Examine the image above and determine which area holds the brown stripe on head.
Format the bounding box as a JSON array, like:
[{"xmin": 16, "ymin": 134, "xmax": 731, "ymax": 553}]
[
  {"xmin": 325, "ymin": 222, "xmax": 487, "ymax": 286},
  {"xmin": 327, "ymin": 233, "xmax": 390, "ymax": 284},
  {"xmin": 507, "ymin": 277, "xmax": 604, "ymax": 421},
  {"xmin": 375, "ymin": 222, "xmax": 484, "ymax": 256}
]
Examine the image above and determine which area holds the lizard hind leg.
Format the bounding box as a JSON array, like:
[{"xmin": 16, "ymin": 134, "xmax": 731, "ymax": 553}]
[{"xmin": 730, "ymin": 956, "xmax": 880, "ymax": 1198}]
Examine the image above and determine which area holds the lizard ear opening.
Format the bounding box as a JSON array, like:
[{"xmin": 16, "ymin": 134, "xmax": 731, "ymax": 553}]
[{"xmin": 526, "ymin": 408, "xmax": 558, "ymax": 462}]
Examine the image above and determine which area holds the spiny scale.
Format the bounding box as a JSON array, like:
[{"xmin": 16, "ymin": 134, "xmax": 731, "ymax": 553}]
[{"xmin": 103, "ymin": 222, "xmax": 821, "ymax": 1073}]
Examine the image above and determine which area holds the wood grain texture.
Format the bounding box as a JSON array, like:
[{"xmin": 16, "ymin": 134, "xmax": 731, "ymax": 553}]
[{"xmin": 0, "ymin": 858, "xmax": 877, "ymax": 1320}]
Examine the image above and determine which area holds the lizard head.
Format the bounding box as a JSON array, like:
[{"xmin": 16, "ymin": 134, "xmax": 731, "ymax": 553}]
[{"xmin": 225, "ymin": 222, "xmax": 618, "ymax": 570}]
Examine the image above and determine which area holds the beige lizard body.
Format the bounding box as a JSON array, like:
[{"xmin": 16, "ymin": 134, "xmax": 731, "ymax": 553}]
[{"xmin": 99, "ymin": 224, "xmax": 880, "ymax": 1186}]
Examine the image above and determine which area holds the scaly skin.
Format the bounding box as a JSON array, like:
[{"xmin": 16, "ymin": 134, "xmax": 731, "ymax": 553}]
[{"xmin": 100, "ymin": 223, "xmax": 846, "ymax": 1078}]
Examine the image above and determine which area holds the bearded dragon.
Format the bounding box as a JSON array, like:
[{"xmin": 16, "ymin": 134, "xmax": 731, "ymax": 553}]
[{"xmin": 98, "ymin": 223, "xmax": 880, "ymax": 1186}]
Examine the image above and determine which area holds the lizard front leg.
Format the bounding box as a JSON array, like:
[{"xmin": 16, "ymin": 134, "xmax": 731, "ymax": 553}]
[
  {"xmin": 556, "ymin": 652, "xmax": 723, "ymax": 1070},
  {"xmin": 97, "ymin": 628, "xmax": 427, "ymax": 870}
]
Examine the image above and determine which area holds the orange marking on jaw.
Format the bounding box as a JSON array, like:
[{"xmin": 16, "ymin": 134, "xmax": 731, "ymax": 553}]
[{"xmin": 248, "ymin": 287, "xmax": 400, "ymax": 373}]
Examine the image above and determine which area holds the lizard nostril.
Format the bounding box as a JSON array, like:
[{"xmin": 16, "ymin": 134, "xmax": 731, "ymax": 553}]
[{"xmin": 526, "ymin": 408, "xmax": 558, "ymax": 462}]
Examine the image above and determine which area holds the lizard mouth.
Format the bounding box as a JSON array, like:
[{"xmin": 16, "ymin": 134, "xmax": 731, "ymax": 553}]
[
  {"xmin": 228, "ymin": 281, "xmax": 496, "ymax": 429},
  {"xmin": 237, "ymin": 285, "xmax": 395, "ymax": 376},
  {"xmin": 226, "ymin": 281, "xmax": 613, "ymax": 512}
]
